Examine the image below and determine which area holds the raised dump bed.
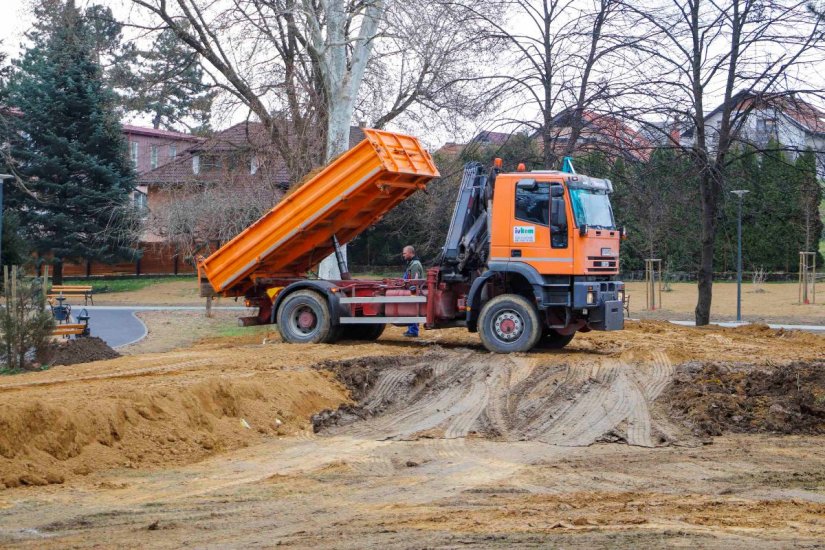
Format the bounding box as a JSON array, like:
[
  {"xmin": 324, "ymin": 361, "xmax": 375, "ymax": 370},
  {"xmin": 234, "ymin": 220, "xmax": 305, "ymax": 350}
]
[{"xmin": 200, "ymin": 129, "xmax": 440, "ymax": 296}]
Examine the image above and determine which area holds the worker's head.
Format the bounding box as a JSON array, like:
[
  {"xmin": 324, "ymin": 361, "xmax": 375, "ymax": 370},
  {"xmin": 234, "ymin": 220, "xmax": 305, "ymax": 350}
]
[{"xmin": 402, "ymin": 245, "xmax": 415, "ymax": 260}]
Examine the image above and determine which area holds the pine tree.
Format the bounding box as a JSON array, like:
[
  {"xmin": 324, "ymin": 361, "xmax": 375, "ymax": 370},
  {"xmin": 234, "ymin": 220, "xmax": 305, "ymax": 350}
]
[
  {"xmin": 121, "ymin": 27, "xmax": 214, "ymax": 131},
  {"xmin": 795, "ymin": 149, "xmax": 824, "ymax": 263},
  {"xmin": 4, "ymin": 0, "xmax": 136, "ymax": 283},
  {"xmin": 732, "ymin": 141, "xmax": 802, "ymax": 272}
]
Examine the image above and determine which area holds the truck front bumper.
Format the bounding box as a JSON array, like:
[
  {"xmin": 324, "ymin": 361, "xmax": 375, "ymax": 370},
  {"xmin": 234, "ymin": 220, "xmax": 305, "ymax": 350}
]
[{"xmin": 587, "ymin": 299, "xmax": 624, "ymax": 331}]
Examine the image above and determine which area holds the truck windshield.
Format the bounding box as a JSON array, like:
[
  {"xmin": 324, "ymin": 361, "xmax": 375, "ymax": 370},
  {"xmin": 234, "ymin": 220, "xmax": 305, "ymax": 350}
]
[{"xmin": 569, "ymin": 188, "xmax": 615, "ymax": 229}]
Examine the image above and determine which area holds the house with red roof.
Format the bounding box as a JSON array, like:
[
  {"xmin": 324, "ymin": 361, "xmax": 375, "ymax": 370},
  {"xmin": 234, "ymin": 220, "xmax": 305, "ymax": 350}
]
[
  {"xmin": 681, "ymin": 92, "xmax": 825, "ymax": 177},
  {"xmin": 436, "ymin": 113, "xmax": 653, "ymax": 166}
]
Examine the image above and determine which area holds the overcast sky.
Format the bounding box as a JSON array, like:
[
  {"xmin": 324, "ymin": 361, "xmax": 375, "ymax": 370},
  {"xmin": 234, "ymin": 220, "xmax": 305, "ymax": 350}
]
[
  {"xmin": 1, "ymin": 0, "xmax": 34, "ymax": 59},
  {"xmin": 3, "ymin": 0, "xmax": 823, "ymax": 148}
]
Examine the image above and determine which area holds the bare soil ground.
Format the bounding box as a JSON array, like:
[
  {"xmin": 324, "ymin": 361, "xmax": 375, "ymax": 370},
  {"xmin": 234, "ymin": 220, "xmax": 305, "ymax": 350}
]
[
  {"xmin": 0, "ymin": 321, "xmax": 823, "ymax": 548},
  {"xmin": 93, "ymin": 279, "xmax": 202, "ymax": 306},
  {"xmin": 627, "ymin": 281, "xmax": 825, "ymax": 324},
  {"xmin": 119, "ymin": 310, "xmax": 264, "ymax": 355}
]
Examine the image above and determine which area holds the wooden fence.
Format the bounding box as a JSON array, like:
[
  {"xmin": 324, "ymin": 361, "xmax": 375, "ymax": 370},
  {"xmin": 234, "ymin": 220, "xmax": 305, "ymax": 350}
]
[{"xmin": 62, "ymin": 243, "xmax": 197, "ymax": 277}]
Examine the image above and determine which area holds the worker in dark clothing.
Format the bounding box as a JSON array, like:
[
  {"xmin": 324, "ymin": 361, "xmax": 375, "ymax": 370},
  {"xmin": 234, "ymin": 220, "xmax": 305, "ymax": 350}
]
[{"xmin": 402, "ymin": 245, "xmax": 424, "ymax": 337}]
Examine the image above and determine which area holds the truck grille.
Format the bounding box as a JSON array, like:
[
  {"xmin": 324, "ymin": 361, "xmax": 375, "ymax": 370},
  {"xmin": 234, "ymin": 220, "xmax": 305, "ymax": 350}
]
[{"xmin": 587, "ymin": 256, "xmax": 618, "ymax": 273}]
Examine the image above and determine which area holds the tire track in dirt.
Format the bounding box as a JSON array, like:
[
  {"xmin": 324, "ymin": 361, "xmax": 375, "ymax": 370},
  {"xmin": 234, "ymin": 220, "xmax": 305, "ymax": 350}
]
[{"xmin": 318, "ymin": 348, "xmax": 681, "ymax": 448}]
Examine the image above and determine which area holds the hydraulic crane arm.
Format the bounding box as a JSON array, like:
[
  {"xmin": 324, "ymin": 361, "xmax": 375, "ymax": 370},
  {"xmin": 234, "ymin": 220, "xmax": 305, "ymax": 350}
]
[{"xmin": 440, "ymin": 162, "xmax": 494, "ymax": 280}]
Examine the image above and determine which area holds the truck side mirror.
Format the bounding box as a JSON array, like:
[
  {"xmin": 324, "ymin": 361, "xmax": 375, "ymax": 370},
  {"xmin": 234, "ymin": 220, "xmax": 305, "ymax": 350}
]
[
  {"xmin": 551, "ymin": 197, "xmax": 567, "ymax": 229},
  {"xmin": 550, "ymin": 185, "xmax": 564, "ymax": 198}
]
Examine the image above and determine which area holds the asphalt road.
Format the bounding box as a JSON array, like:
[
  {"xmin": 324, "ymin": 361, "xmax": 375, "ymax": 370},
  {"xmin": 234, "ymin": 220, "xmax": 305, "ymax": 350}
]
[
  {"xmin": 83, "ymin": 308, "xmax": 147, "ymax": 349},
  {"xmin": 79, "ymin": 306, "xmax": 250, "ymax": 349}
]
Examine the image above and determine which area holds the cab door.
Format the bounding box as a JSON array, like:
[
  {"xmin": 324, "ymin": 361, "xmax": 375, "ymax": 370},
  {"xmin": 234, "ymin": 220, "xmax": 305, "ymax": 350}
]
[{"xmin": 511, "ymin": 179, "xmax": 573, "ymax": 275}]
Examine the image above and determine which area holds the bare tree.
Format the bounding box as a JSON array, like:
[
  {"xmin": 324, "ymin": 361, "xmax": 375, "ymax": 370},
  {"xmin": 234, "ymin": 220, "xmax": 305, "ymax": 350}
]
[
  {"xmin": 623, "ymin": 0, "xmax": 825, "ymax": 325},
  {"xmin": 360, "ymin": 0, "xmax": 502, "ymax": 135},
  {"xmin": 124, "ymin": 0, "xmax": 498, "ymax": 277},
  {"xmin": 465, "ymin": 0, "xmax": 644, "ymax": 168},
  {"xmin": 148, "ymin": 180, "xmax": 284, "ymax": 261}
]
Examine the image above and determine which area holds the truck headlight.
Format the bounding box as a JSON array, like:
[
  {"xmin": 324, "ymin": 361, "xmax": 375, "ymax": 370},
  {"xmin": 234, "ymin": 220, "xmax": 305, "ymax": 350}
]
[
  {"xmin": 617, "ymin": 290, "xmax": 624, "ymax": 302},
  {"xmin": 586, "ymin": 291, "xmax": 596, "ymax": 305}
]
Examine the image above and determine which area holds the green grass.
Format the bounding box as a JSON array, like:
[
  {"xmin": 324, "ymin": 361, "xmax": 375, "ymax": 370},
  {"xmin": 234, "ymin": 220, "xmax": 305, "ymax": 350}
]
[
  {"xmin": 62, "ymin": 276, "xmax": 197, "ymax": 294},
  {"xmin": 1, "ymin": 364, "xmax": 49, "ymax": 376}
]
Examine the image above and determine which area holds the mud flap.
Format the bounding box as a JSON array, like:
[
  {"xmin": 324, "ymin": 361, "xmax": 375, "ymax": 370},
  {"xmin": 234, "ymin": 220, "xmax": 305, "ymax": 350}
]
[{"xmin": 588, "ymin": 299, "xmax": 624, "ymax": 331}]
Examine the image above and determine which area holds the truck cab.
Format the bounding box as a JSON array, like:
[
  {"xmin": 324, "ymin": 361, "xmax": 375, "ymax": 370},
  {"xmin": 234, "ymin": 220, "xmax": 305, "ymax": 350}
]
[{"xmin": 455, "ymin": 163, "xmax": 625, "ymax": 352}]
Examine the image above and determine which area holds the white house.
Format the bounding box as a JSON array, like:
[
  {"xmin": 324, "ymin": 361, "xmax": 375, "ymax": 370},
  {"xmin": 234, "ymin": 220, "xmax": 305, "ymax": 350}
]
[{"xmin": 681, "ymin": 92, "xmax": 825, "ymax": 178}]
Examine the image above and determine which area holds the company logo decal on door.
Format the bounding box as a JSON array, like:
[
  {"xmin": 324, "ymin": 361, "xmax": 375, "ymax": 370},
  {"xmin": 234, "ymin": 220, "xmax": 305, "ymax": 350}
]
[{"xmin": 513, "ymin": 226, "xmax": 536, "ymax": 243}]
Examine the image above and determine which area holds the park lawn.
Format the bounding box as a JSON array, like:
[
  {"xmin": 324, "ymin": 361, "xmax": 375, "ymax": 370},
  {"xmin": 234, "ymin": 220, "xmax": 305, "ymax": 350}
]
[
  {"xmin": 626, "ymin": 280, "xmax": 825, "ymax": 325},
  {"xmin": 86, "ymin": 277, "xmax": 203, "ymax": 306},
  {"xmin": 63, "ymin": 276, "xmax": 197, "ymax": 294}
]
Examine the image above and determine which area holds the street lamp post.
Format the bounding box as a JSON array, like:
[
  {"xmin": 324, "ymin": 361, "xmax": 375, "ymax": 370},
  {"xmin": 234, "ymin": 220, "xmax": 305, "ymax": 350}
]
[
  {"xmin": 731, "ymin": 190, "xmax": 750, "ymax": 323},
  {"xmin": 0, "ymin": 174, "xmax": 13, "ymax": 270}
]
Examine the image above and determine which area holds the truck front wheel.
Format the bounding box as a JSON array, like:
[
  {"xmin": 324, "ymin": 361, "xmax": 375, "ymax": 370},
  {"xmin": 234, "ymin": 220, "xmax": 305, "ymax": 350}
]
[
  {"xmin": 478, "ymin": 294, "xmax": 542, "ymax": 353},
  {"xmin": 277, "ymin": 290, "xmax": 339, "ymax": 344}
]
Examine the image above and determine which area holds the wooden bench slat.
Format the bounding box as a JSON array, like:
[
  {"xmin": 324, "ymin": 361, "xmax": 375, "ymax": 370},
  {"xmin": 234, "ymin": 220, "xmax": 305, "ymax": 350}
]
[
  {"xmin": 52, "ymin": 285, "xmax": 93, "ymax": 290},
  {"xmin": 47, "ymin": 286, "xmax": 94, "ymax": 305},
  {"xmin": 51, "ymin": 323, "xmax": 87, "ymax": 336}
]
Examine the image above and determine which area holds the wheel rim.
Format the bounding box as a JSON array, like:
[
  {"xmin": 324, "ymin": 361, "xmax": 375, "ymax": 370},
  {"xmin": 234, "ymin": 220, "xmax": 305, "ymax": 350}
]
[
  {"xmin": 492, "ymin": 309, "xmax": 524, "ymax": 342},
  {"xmin": 292, "ymin": 305, "xmax": 318, "ymax": 335}
]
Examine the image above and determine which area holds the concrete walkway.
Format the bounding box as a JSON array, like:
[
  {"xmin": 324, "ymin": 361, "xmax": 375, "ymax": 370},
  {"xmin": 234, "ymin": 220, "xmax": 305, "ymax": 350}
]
[{"xmin": 666, "ymin": 320, "xmax": 825, "ymax": 332}]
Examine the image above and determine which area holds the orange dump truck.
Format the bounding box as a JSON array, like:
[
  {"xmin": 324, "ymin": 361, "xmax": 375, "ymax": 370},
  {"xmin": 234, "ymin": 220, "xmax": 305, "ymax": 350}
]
[{"xmin": 199, "ymin": 129, "xmax": 625, "ymax": 353}]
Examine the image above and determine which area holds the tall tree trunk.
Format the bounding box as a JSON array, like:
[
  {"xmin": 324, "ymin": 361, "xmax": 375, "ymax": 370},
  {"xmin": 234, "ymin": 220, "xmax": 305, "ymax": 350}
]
[
  {"xmin": 695, "ymin": 171, "xmax": 717, "ymax": 325},
  {"xmin": 317, "ymin": 101, "xmax": 354, "ymax": 280},
  {"xmin": 314, "ymin": 0, "xmax": 384, "ymax": 280},
  {"xmin": 542, "ymin": 101, "xmax": 555, "ymax": 169},
  {"xmin": 52, "ymin": 260, "xmax": 64, "ymax": 285}
]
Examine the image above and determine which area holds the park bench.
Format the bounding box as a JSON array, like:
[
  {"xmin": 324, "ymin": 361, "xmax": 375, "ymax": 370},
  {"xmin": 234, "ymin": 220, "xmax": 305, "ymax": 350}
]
[
  {"xmin": 48, "ymin": 285, "xmax": 94, "ymax": 305},
  {"xmin": 50, "ymin": 323, "xmax": 89, "ymax": 337}
]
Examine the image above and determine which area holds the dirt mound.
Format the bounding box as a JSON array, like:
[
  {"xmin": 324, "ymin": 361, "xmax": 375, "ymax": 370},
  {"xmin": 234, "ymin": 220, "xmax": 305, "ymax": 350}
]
[
  {"xmin": 662, "ymin": 360, "xmax": 825, "ymax": 437},
  {"xmin": 0, "ymin": 369, "xmax": 347, "ymax": 489},
  {"xmin": 40, "ymin": 337, "xmax": 121, "ymax": 366},
  {"xmin": 314, "ymin": 349, "xmax": 686, "ymax": 447}
]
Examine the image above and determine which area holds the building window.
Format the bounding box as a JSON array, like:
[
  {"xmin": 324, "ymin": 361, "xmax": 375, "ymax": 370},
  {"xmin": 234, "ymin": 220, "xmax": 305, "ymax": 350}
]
[
  {"xmin": 169, "ymin": 144, "xmax": 177, "ymax": 160},
  {"xmin": 192, "ymin": 155, "xmax": 200, "ymax": 175},
  {"xmin": 134, "ymin": 190, "xmax": 147, "ymax": 211},
  {"xmin": 756, "ymin": 117, "xmax": 777, "ymax": 135},
  {"xmin": 150, "ymin": 145, "xmax": 159, "ymax": 169},
  {"xmin": 203, "ymin": 154, "xmax": 221, "ymax": 170},
  {"xmin": 130, "ymin": 141, "xmax": 139, "ymax": 168},
  {"xmin": 250, "ymin": 155, "xmax": 259, "ymax": 175}
]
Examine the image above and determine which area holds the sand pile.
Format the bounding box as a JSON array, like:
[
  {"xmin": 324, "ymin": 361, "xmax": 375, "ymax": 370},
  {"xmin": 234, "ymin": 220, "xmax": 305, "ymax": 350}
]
[{"xmin": 0, "ymin": 370, "xmax": 347, "ymax": 488}]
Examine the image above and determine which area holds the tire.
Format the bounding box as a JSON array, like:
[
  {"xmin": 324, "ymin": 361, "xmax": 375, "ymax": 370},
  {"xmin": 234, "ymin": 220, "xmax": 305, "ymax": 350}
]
[
  {"xmin": 277, "ymin": 290, "xmax": 339, "ymax": 344},
  {"xmin": 538, "ymin": 328, "xmax": 575, "ymax": 349},
  {"xmin": 478, "ymin": 294, "xmax": 542, "ymax": 353},
  {"xmin": 340, "ymin": 323, "xmax": 386, "ymax": 341}
]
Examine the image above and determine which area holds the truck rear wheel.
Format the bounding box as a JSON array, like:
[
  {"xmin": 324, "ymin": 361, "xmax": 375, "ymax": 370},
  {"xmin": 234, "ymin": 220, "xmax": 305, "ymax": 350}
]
[
  {"xmin": 340, "ymin": 324, "xmax": 385, "ymax": 341},
  {"xmin": 478, "ymin": 294, "xmax": 542, "ymax": 353},
  {"xmin": 538, "ymin": 329, "xmax": 575, "ymax": 349},
  {"xmin": 277, "ymin": 290, "xmax": 339, "ymax": 344}
]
